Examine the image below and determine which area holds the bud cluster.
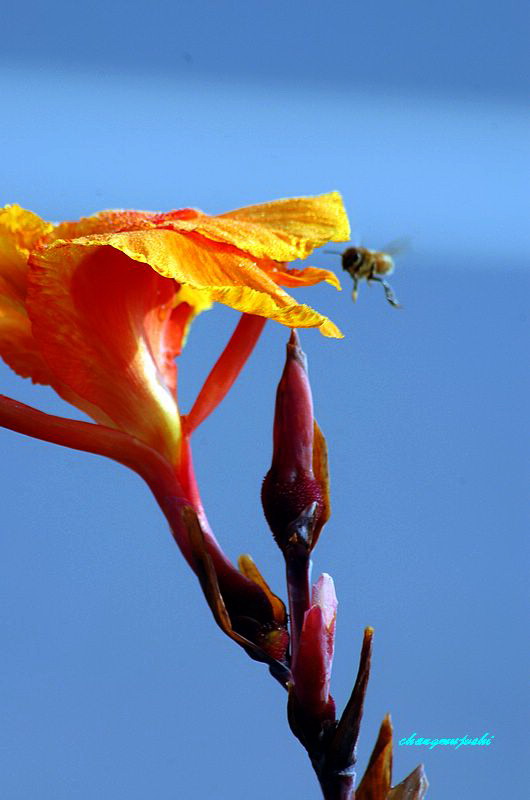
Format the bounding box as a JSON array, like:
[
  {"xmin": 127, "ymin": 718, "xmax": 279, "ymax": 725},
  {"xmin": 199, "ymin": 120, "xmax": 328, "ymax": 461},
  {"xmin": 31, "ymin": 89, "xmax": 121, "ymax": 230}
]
[{"xmin": 258, "ymin": 331, "xmax": 426, "ymax": 799}]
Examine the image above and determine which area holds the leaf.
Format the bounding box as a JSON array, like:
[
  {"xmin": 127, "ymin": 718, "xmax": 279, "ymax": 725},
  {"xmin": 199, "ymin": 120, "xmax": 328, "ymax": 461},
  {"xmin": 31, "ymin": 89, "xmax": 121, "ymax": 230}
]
[
  {"xmin": 356, "ymin": 715, "xmax": 393, "ymax": 800},
  {"xmin": 327, "ymin": 627, "xmax": 374, "ymax": 771},
  {"xmin": 387, "ymin": 765, "xmax": 429, "ymax": 799}
]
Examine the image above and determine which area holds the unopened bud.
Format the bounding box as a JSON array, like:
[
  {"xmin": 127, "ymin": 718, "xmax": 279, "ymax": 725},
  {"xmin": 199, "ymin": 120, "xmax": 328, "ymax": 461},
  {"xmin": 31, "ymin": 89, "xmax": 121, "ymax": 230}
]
[
  {"xmin": 291, "ymin": 573, "xmax": 337, "ymax": 722},
  {"xmin": 262, "ymin": 330, "xmax": 329, "ymax": 551}
]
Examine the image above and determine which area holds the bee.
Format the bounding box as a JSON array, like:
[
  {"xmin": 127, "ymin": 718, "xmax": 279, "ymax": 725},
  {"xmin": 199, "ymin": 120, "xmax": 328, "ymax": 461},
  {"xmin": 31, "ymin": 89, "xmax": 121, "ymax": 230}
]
[{"xmin": 327, "ymin": 245, "xmax": 402, "ymax": 308}]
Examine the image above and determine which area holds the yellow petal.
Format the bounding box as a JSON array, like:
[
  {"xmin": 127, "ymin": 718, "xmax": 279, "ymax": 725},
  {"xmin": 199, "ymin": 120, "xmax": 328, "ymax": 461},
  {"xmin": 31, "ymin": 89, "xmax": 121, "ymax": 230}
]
[
  {"xmin": 164, "ymin": 191, "xmax": 350, "ymax": 263},
  {"xmin": 0, "ymin": 278, "xmax": 52, "ymax": 383},
  {"xmin": 0, "ymin": 206, "xmax": 54, "ymax": 382},
  {"xmin": 270, "ymin": 265, "xmax": 342, "ymax": 290},
  {"xmin": 0, "ymin": 205, "xmax": 53, "ymax": 294},
  {"xmin": 51, "ymin": 209, "xmax": 159, "ymax": 240},
  {"xmin": 44, "ymin": 229, "xmax": 342, "ymax": 337},
  {"xmin": 2, "ymin": 195, "xmax": 348, "ymax": 448}
]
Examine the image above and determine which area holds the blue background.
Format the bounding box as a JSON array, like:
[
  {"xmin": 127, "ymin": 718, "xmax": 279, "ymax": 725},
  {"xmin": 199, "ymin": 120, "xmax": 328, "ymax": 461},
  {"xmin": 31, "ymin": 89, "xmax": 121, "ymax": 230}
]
[{"xmin": 1, "ymin": 2, "xmax": 528, "ymax": 798}]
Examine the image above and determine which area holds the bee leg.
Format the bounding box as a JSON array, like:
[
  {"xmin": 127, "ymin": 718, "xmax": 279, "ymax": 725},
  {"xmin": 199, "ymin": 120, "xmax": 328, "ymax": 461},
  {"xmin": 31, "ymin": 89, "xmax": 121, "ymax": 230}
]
[
  {"xmin": 371, "ymin": 275, "xmax": 401, "ymax": 308},
  {"xmin": 381, "ymin": 280, "xmax": 401, "ymax": 308},
  {"xmin": 351, "ymin": 276, "xmax": 359, "ymax": 303}
]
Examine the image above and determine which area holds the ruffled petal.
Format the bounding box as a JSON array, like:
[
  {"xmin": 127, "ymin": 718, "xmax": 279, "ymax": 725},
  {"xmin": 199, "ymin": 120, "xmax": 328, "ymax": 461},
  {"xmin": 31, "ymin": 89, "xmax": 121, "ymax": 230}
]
[
  {"xmin": 51, "ymin": 209, "xmax": 159, "ymax": 240},
  {"xmin": 0, "ymin": 205, "xmax": 52, "ymax": 293},
  {"xmin": 269, "ymin": 265, "xmax": 342, "ymax": 290},
  {"xmin": 0, "ymin": 277, "xmax": 52, "ymax": 383},
  {"xmin": 2, "ymin": 195, "xmax": 349, "ymax": 451},
  {"xmin": 27, "ymin": 244, "xmax": 197, "ymax": 462},
  {"xmin": 0, "ymin": 206, "xmax": 54, "ymax": 382},
  {"xmin": 51, "ymin": 208, "xmax": 203, "ymax": 241},
  {"xmin": 42, "ymin": 229, "xmax": 342, "ymax": 337},
  {"xmin": 160, "ymin": 191, "xmax": 350, "ymax": 263}
]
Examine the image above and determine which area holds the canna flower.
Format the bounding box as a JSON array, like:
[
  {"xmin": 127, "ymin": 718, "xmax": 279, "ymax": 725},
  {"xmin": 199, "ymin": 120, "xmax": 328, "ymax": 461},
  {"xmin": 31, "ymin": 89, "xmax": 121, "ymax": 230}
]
[
  {"xmin": 1, "ymin": 194, "xmax": 429, "ymax": 798},
  {"xmin": 0, "ymin": 193, "xmax": 348, "ymax": 466},
  {"xmin": 0, "ymin": 192, "xmax": 349, "ymax": 676}
]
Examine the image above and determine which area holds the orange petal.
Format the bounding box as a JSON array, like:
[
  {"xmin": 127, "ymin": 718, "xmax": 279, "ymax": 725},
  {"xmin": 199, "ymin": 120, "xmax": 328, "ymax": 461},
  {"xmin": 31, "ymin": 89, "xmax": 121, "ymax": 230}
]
[
  {"xmin": 0, "ymin": 279, "xmax": 52, "ymax": 383},
  {"xmin": 2, "ymin": 195, "xmax": 348, "ymax": 437},
  {"xmin": 270, "ymin": 265, "xmax": 342, "ymax": 290},
  {"xmin": 51, "ymin": 209, "xmax": 159, "ymax": 240},
  {"xmin": 27, "ymin": 244, "xmax": 191, "ymax": 463},
  {"xmin": 159, "ymin": 191, "xmax": 350, "ymax": 264},
  {"xmin": 43, "ymin": 229, "xmax": 342, "ymax": 337},
  {"xmin": 0, "ymin": 206, "xmax": 54, "ymax": 383},
  {"xmin": 0, "ymin": 205, "xmax": 52, "ymax": 295},
  {"xmin": 50, "ymin": 208, "xmax": 204, "ymax": 242}
]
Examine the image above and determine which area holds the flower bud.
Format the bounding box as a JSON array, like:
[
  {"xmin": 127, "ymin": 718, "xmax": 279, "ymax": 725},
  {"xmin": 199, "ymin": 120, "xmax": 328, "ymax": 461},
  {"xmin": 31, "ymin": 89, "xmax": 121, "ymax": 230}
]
[
  {"xmin": 291, "ymin": 573, "xmax": 337, "ymax": 722},
  {"xmin": 262, "ymin": 330, "xmax": 330, "ymax": 551}
]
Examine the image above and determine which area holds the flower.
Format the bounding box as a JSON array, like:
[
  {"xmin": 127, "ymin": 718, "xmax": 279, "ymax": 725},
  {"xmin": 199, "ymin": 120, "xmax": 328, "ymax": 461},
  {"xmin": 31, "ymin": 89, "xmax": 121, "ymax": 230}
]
[
  {"xmin": 0, "ymin": 193, "xmax": 350, "ymax": 676},
  {"xmin": 0, "ymin": 193, "xmax": 348, "ymax": 467},
  {"xmin": 0, "ymin": 194, "xmax": 430, "ymax": 797}
]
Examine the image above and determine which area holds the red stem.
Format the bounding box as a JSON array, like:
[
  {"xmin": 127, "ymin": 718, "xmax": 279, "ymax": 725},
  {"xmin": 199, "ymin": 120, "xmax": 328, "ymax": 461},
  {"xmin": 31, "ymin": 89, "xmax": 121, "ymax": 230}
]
[
  {"xmin": 176, "ymin": 432, "xmax": 259, "ymax": 591},
  {"xmin": 0, "ymin": 394, "xmax": 176, "ymax": 493},
  {"xmin": 185, "ymin": 313, "xmax": 266, "ymax": 434},
  {"xmin": 0, "ymin": 395, "xmax": 198, "ymax": 565},
  {"xmin": 286, "ymin": 549, "xmax": 311, "ymax": 662},
  {"xmin": 0, "ymin": 394, "xmax": 264, "ymax": 604}
]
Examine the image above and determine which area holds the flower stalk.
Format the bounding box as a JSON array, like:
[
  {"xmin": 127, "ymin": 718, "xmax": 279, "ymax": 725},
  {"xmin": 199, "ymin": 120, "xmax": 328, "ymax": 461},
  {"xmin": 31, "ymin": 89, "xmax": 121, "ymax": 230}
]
[
  {"xmin": 0, "ymin": 194, "xmax": 428, "ymax": 799},
  {"xmin": 262, "ymin": 334, "xmax": 427, "ymax": 799},
  {"xmin": 262, "ymin": 330, "xmax": 329, "ymax": 659}
]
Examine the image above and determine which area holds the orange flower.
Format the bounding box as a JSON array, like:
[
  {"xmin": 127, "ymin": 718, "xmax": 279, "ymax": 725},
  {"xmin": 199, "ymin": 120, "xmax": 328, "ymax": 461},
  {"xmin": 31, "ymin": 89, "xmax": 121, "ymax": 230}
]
[
  {"xmin": 0, "ymin": 193, "xmax": 349, "ymax": 466},
  {"xmin": 0, "ymin": 192, "xmax": 349, "ymax": 678}
]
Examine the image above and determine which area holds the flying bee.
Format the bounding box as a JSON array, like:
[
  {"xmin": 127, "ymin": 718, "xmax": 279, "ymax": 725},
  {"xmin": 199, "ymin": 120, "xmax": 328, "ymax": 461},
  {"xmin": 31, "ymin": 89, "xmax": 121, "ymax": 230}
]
[{"xmin": 327, "ymin": 244, "xmax": 402, "ymax": 308}]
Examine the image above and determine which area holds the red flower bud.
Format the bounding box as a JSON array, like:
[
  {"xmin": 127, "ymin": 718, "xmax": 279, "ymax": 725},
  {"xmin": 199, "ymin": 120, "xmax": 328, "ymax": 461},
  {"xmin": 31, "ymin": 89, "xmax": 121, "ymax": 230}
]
[
  {"xmin": 291, "ymin": 573, "xmax": 337, "ymax": 721},
  {"xmin": 262, "ymin": 330, "xmax": 330, "ymax": 551}
]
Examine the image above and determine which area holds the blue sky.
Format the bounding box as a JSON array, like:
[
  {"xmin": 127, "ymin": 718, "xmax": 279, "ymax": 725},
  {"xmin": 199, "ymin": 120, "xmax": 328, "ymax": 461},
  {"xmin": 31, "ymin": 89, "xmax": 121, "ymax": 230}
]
[{"xmin": 1, "ymin": 2, "xmax": 528, "ymax": 798}]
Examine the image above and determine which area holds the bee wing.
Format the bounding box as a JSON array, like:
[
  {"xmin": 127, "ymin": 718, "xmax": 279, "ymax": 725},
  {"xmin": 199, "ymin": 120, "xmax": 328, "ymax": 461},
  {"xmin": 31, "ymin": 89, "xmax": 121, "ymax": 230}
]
[{"xmin": 380, "ymin": 236, "xmax": 411, "ymax": 257}]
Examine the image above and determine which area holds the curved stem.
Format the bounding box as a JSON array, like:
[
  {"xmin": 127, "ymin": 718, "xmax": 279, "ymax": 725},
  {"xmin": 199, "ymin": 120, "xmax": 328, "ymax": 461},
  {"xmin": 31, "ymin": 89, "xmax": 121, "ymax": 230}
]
[
  {"xmin": 0, "ymin": 394, "xmax": 195, "ymax": 562},
  {"xmin": 0, "ymin": 394, "xmax": 176, "ymax": 493},
  {"xmin": 176, "ymin": 431, "xmax": 270, "ymax": 606},
  {"xmin": 0, "ymin": 394, "xmax": 267, "ymax": 611},
  {"xmin": 185, "ymin": 313, "xmax": 266, "ymax": 435}
]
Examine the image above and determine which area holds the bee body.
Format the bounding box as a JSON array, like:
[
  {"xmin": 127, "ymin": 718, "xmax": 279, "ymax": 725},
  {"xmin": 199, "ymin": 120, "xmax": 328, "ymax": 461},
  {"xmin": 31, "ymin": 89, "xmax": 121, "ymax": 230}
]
[{"xmin": 340, "ymin": 246, "xmax": 400, "ymax": 308}]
